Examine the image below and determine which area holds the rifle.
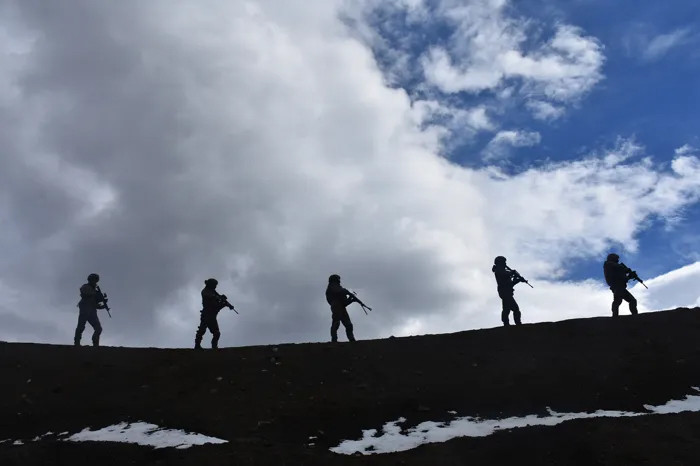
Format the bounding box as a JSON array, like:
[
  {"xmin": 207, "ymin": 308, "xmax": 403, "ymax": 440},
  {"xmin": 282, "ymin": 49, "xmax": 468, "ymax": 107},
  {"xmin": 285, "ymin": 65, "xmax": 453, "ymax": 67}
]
[
  {"xmin": 95, "ymin": 286, "xmax": 112, "ymax": 318},
  {"xmin": 505, "ymin": 266, "xmax": 533, "ymax": 288},
  {"xmin": 349, "ymin": 290, "xmax": 372, "ymax": 315},
  {"xmin": 218, "ymin": 294, "xmax": 239, "ymax": 314},
  {"xmin": 620, "ymin": 263, "xmax": 648, "ymax": 289}
]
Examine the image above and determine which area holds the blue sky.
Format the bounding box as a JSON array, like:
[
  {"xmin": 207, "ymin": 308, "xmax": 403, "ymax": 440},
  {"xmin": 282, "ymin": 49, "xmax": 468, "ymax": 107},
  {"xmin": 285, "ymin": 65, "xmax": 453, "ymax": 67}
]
[{"xmin": 356, "ymin": 0, "xmax": 700, "ymax": 283}]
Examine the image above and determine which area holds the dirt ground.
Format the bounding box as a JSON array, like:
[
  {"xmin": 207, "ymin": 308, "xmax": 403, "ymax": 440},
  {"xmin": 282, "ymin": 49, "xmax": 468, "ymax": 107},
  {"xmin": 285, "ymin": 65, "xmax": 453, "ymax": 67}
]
[{"xmin": 2, "ymin": 307, "xmax": 700, "ymax": 465}]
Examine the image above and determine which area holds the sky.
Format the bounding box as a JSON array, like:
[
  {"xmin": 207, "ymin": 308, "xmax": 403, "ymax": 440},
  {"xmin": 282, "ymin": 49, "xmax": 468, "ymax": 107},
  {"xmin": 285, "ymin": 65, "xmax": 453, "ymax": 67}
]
[{"xmin": 0, "ymin": 0, "xmax": 699, "ymax": 348}]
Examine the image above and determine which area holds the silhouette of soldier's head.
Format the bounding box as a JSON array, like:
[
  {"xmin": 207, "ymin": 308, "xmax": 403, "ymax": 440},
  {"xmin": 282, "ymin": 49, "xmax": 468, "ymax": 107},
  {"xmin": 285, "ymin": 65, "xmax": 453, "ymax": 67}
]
[
  {"xmin": 494, "ymin": 256, "xmax": 507, "ymax": 267},
  {"xmin": 87, "ymin": 273, "xmax": 100, "ymax": 284},
  {"xmin": 204, "ymin": 278, "xmax": 218, "ymax": 289},
  {"xmin": 607, "ymin": 253, "xmax": 620, "ymax": 263},
  {"xmin": 329, "ymin": 274, "xmax": 341, "ymax": 284}
]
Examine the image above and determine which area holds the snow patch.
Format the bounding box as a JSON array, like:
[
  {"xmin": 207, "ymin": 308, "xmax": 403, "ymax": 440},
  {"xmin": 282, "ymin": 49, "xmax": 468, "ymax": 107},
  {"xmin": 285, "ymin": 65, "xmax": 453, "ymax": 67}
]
[
  {"xmin": 65, "ymin": 422, "xmax": 228, "ymax": 449},
  {"xmin": 331, "ymin": 389, "xmax": 700, "ymax": 455},
  {"xmin": 2, "ymin": 422, "xmax": 227, "ymax": 450}
]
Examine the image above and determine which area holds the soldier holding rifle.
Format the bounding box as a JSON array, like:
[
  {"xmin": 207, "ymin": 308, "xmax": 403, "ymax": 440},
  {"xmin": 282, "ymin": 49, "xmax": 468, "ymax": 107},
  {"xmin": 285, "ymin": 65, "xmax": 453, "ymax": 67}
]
[
  {"xmin": 492, "ymin": 256, "xmax": 531, "ymax": 326},
  {"xmin": 603, "ymin": 253, "xmax": 647, "ymax": 317},
  {"xmin": 194, "ymin": 278, "xmax": 238, "ymax": 350},
  {"xmin": 74, "ymin": 273, "xmax": 110, "ymax": 347},
  {"xmin": 325, "ymin": 274, "xmax": 371, "ymax": 342}
]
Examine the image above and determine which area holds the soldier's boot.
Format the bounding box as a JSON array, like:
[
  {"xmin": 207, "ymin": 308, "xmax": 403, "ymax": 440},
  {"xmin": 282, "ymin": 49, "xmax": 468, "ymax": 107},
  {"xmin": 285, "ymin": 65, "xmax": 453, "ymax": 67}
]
[
  {"xmin": 346, "ymin": 327, "xmax": 356, "ymax": 342},
  {"xmin": 211, "ymin": 332, "xmax": 220, "ymax": 350},
  {"xmin": 513, "ymin": 310, "xmax": 522, "ymax": 326},
  {"xmin": 629, "ymin": 298, "xmax": 638, "ymax": 315},
  {"xmin": 92, "ymin": 334, "xmax": 100, "ymax": 347},
  {"xmin": 330, "ymin": 324, "xmax": 339, "ymax": 343},
  {"xmin": 501, "ymin": 309, "xmax": 510, "ymax": 326},
  {"xmin": 611, "ymin": 298, "xmax": 621, "ymax": 317},
  {"xmin": 194, "ymin": 326, "xmax": 205, "ymax": 349}
]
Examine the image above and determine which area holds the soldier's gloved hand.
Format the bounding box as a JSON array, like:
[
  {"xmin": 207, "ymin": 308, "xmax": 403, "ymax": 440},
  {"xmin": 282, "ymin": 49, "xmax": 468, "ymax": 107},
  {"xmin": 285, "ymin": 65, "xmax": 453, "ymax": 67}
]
[{"xmin": 220, "ymin": 294, "xmax": 228, "ymax": 300}]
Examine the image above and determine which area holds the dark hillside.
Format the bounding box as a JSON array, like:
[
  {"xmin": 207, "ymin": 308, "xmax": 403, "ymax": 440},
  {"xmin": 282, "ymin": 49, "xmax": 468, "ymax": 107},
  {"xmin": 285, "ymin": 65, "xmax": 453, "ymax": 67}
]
[{"xmin": 2, "ymin": 307, "xmax": 700, "ymax": 465}]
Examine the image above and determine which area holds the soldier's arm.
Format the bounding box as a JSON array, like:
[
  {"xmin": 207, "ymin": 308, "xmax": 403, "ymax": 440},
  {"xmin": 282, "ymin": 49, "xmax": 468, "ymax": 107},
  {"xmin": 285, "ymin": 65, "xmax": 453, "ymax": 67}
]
[{"xmin": 343, "ymin": 288, "xmax": 356, "ymax": 306}]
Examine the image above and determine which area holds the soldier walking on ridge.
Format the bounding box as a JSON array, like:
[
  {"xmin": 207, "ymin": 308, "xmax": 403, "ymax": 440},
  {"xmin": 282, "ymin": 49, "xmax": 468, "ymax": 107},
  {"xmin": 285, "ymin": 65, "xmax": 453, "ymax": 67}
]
[
  {"xmin": 492, "ymin": 256, "xmax": 531, "ymax": 326},
  {"xmin": 194, "ymin": 278, "xmax": 236, "ymax": 350},
  {"xmin": 603, "ymin": 253, "xmax": 645, "ymax": 317},
  {"xmin": 325, "ymin": 274, "xmax": 364, "ymax": 342},
  {"xmin": 74, "ymin": 273, "xmax": 108, "ymax": 347}
]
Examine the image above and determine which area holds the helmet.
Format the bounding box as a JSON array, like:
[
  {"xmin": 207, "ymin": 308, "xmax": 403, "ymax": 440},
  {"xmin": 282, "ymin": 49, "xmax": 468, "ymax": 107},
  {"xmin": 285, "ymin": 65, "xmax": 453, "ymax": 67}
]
[
  {"xmin": 87, "ymin": 273, "xmax": 100, "ymax": 283},
  {"xmin": 607, "ymin": 253, "xmax": 619, "ymax": 263},
  {"xmin": 204, "ymin": 278, "xmax": 218, "ymax": 287},
  {"xmin": 494, "ymin": 256, "xmax": 506, "ymax": 265},
  {"xmin": 328, "ymin": 274, "xmax": 341, "ymax": 284}
]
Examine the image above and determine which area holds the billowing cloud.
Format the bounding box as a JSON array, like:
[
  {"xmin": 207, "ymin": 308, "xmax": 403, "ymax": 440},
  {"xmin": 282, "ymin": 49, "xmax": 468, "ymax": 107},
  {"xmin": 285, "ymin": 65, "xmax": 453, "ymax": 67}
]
[
  {"xmin": 420, "ymin": 3, "xmax": 604, "ymax": 102},
  {"xmin": 344, "ymin": 0, "xmax": 605, "ymax": 127},
  {"xmin": 0, "ymin": 0, "xmax": 698, "ymax": 349}
]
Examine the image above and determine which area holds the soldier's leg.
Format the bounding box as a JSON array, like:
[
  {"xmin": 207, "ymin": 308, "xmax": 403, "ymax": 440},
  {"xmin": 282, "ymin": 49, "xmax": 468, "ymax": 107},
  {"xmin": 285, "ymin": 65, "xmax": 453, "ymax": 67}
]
[
  {"xmin": 510, "ymin": 297, "xmax": 522, "ymax": 325},
  {"xmin": 330, "ymin": 312, "xmax": 341, "ymax": 342},
  {"xmin": 500, "ymin": 298, "xmax": 510, "ymax": 326},
  {"xmin": 194, "ymin": 312, "xmax": 207, "ymax": 349},
  {"xmin": 621, "ymin": 290, "xmax": 638, "ymax": 315},
  {"xmin": 340, "ymin": 310, "xmax": 355, "ymax": 342},
  {"xmin": 74, "ymin": 311, "xmax": 88, "ymax": 346},
  {"xmin": 86, "ymin": 311, "xmax": 102, "ymax": 347},
  {"xmin": 611, "ymin": 291, "xmax": 623, "ymax": 317},
  {"xmin": 209, "ymin": 315, "xmax": 221, "ymax": 349}
]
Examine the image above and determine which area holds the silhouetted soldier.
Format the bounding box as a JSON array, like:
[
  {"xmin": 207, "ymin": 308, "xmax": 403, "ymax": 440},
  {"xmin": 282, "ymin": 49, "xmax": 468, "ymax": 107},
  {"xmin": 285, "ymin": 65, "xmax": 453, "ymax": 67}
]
[
  {"xmin": 325, "ymin": 274, "xmax": 357, "ymax": 342},
  {"xmin": 492, "ymin": 256, "xmax": 527, "ymax": 326},
  {"xmin": 195, "ymin": 278, "xmax": 235, "ymax": 349},
  {"xmin": 74, "ymin": 273, "xmax": 107, "ymax": 347},
  {"xmin": 603, "ymin": 253, "xmax": 638, "ymax": 317}
]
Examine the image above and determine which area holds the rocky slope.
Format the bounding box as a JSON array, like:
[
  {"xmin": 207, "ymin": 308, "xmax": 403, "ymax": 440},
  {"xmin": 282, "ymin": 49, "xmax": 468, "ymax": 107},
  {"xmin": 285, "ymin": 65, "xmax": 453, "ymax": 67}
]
[{"xmin": 2, "ymin": 307, "xmax": 700, "ymax": 465}]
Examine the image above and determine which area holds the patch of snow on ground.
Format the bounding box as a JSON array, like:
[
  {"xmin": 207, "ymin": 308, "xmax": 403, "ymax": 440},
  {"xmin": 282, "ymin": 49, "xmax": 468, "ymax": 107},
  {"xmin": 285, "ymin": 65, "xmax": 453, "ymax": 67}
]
[
  {"xmin": 331, "ymin": 388, "xmax": 700, "ymax": 455},
  {"xmin": 65, "ymin": 422, "xmax": 228, "ymax": 449},
  {"xmin": 2, "ymin": 423, "xmax": 227, "ymax": 449}
]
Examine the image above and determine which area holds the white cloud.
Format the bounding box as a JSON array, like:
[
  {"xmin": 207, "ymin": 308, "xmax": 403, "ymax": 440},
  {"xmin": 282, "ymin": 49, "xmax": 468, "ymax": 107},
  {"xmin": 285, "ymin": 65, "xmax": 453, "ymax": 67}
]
[
  {"xmin": 527, "ymin": 100, "xmax": 566, "ymax": 121},
  {"xmin": 642, "ymin": 28, "xmax": 693, "ymax": 61},
  {"xmin": 483, "ymin": 130, "xmax": 541, "ymax": 160},
  {"xmin": 675, "ymin": 144, "xmax": 697, "ymax": 156},
  {"xmin": 636, "ymin": 262, "xmax": 700, "ymax": 310},
  {"xmin": 420, "ymin": 2, "xmax": 604, "ymax": 103},
  {"xmin": 345, "ymin": 0, "xmax": 605, "ymax": 138},
  {"xmin": 0, "ymin": 1, "xmax": 698, "ymax": 349}
]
